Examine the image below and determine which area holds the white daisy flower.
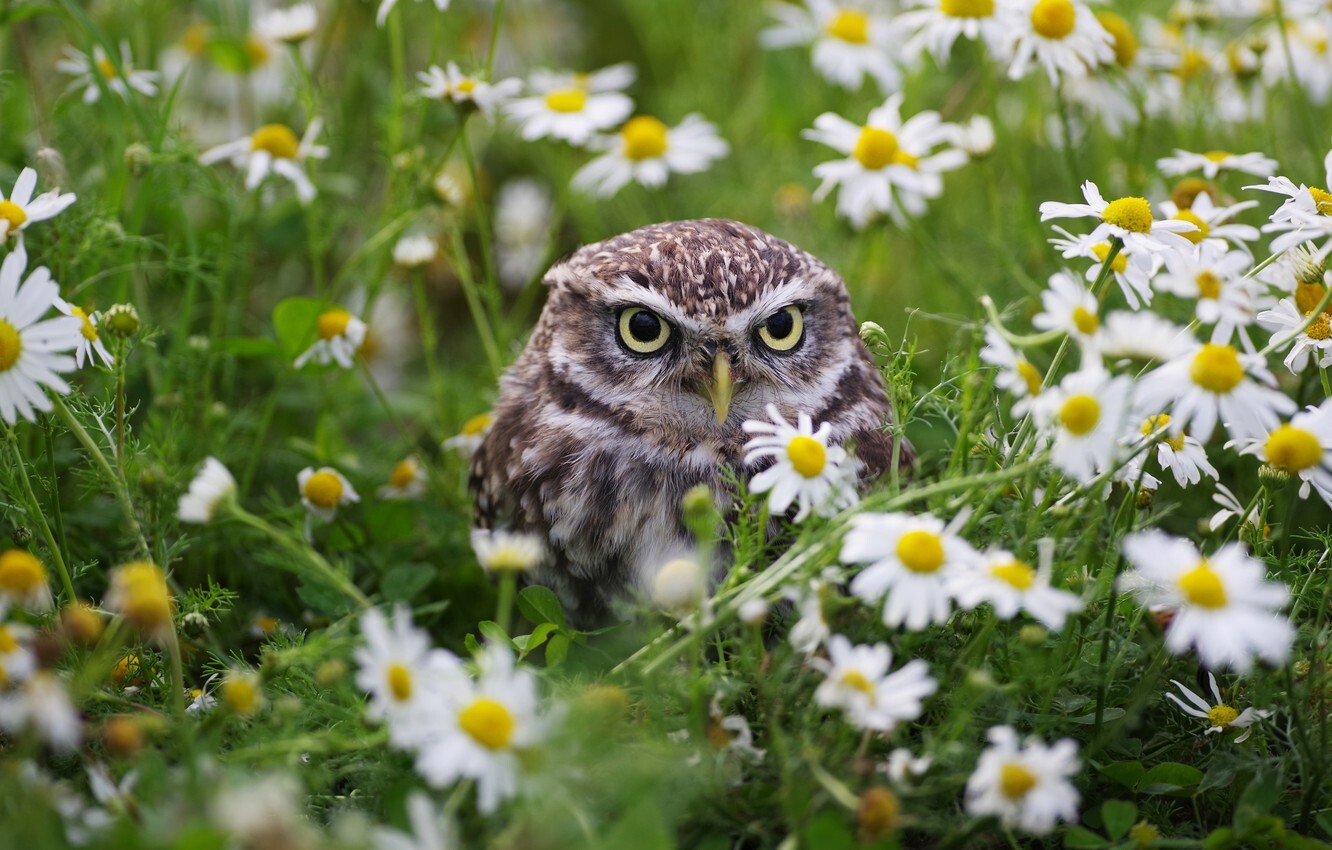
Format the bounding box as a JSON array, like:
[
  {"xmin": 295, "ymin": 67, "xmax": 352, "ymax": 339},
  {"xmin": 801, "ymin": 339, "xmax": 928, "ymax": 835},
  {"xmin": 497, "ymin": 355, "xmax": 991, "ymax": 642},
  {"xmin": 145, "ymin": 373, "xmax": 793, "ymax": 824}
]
[
  {"xmin": 373, "ymin": 790, "xmax": 456, "ymax": 850},
  {"xmin": 1246, "ymin": 171, "xmax": 1332, "ymax": 255},
  {"xmin": 742, "ymin": 403, "xmax": 858, "ymax": 522},
  {"xmin": 651, "ymin": 557, "xmax": 709, "ymax": 620},
  {"xmin": 980, "ymin": 325, "xmax": 1043, "ymax": 416},
  {"xmin": 1004, "ymin": 0, "xmax": 1113, "ymax": 85},
  {"xmin": 56, "ymin": 42, "xmax": 159, "ymax": 104},
  {"xmin": 1134, "ymin": 340, "xmax": 1295, "ymax": 442},
  {"xmin": 177, "ymin": 457, "xmax": 238, "ymax": 524},
  {"xmin": 883, "ymin": 748, "xmax": 933, "ymax": 784},
  {"xmin": 495, "ymin": 179, "xmax": 554, "ymax": 291},
  {"xmin": 951, "ymin": 547, "xmax": 1083, "ymax": 631},
  {"xmin": 1261, "ymin": 17, "xmax": 1332, "ymax": 104},
  {"xmin": 378, "ymin": 456, "xmax": 426, "ymax": 500},
  {"xmin": 1048, "ymin": 227, "xmax": 1158, "ymax": 310},
  {"xmin": 1166, "ymin": 673, "xmax": 1272, "ymax": 743},
  {"xmin": 1234, "ymin": 401, "xmax": 1332, "ymax": 508},
  {"xmin": 199, "ymin": 119, "xmax": 329, "ymax": 204},
  {"xmin": 1135, "ymin": 414, "xmax": 1218, "ymax": 488},
  {"xmin": 376, "ymin": 0, "xmax": 450, "ymax": 27},
  {"xmin": 1157, "ymin": 193, "xmax": 1262, "ymax": 253},
  {"xmin": 1256, "ymin": 297, "xmax": 1332, "ymax": 373},
  {"xmin": 812, "ymin": 635, "xmax": 936, "ymax": 732},
  {"xmin": 256, "ymin": 3, "xmax": 318, "ymax": 44},
  {"xmin": 392, "ymin": 235, "xmax": 438, "ymax": 269},
  {"xmin": 52, "ymin": 297, "xmax": 112, "ymax": 368},
  {"xmin": 505, "ymin": 64, "xmax": 636, "ymax": 146},
  {"xmin": 413, "ymin": 643, "xmax": 545, "ymax": 815},
  {"xmin": 0, "ymin": 672, "xmax": 81, "ymax": 751},
  {"xmin": 1032, "ymin": 366, "xmax": 1131, "ymax": 484},
  {"xmin": 948, "ymin": 113, "xmax": 996, "ymax": 157},
  {"xmin": 417, "ymin": 63, "xmax": 522, "ymax": 120},
  {"xmin": 1208, "ymin": 483, "xmax": 1259, "ymax": 533},
  {"xmin": 0, "ymin": 167, "xmax": 76, "ymax": 244},
  {"xmin": 294, "ymin": 306, "xmax": 367, "ymax": 369},
  {"xmin": 1121, "ymin": 531, "xmax": 1294, "ymax": 671},
  {"xmin": 759, "ymin": 0, "xmax": 901, "ymax": 92},
  {"xmin": 297, "ymin": 466, "xmax": 359, "ymax": 523},
  {"xmin": 443, "ymin": 412, "xmax": 493, "ymax": 455},
  {"xmin": 965, "ymin": 726, "xmax": 1080, "ymax": 835},
  {"xmin": 0, "ymin": 243, "xmax": 82, "ymax": 425},
  {"xmin": 0, "ymin": 611, "xmax": 35, "ymax": 687},
  {"xmin": 1157, "ymin": 149, "xmax": 1278, "ymax": 180},
  {"xmin": 804, "ymin": 94, "xmax": 967, "ymax": 229},
  {"xmin": 842, "ymin": 511, "xmax": 981, "ymax": 631},
  {"xmin": 355, "ymin": 605, "xmax": 467, "ymax": 748},
  {"xmin": 1098, "ymin": 310, "xmax": 1194, "ymax": 363},
  {"xmin": 1030, "ymin": 271, "xmax": 1104, "ymax": 348},
  {"xmin": 1040, "ymin": 181, "xmax": 1197, "ymax": 256},
  {"xmin": 1156, "ymin": 242, "xmax": 1264, "ymax": 342},
  {"xmin": 784, "ymin": 570, "xmax": 838, "ymax": 654},
  {"xmin": 896, "ymin": 0, "xmax": 1014, "ymax": 64},
  {"xmin": 469, "ymin": 529, "xmax": 545, "ymax": 575},
  {"xmin": 572, "ymin": 114, "xmax": 729, "ymax": 198},
  {"xmin": 1113, "ymin": 451, "xmax": 1160, "ymax": 493}
]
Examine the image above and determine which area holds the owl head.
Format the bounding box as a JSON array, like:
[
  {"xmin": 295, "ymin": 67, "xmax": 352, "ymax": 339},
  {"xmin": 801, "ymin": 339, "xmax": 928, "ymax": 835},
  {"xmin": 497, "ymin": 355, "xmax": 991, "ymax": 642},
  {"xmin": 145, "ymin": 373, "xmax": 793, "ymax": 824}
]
[{"xmin": 522, "ymin": 219, "xmax": 888, "ymax": 442}]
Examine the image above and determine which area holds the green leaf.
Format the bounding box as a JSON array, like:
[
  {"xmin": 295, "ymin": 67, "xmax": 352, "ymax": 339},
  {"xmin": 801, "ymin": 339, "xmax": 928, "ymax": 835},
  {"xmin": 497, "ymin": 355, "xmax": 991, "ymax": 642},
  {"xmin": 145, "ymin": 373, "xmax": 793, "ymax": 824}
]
[
  {"xmin": 1101, "ymin": 801, "xmax": 1137, "ymax": 841},
  {"xmin": 516, "ymin": 622, "xmax": 558, "ymax": 658},
  {"xmin": 477, "ymin": 620, "xmax": 516, "ymax": 649},
  {"xmin": 1234, "ymin": 769, "xmax": 1281, "ymax": 834},
  {"xmin": 1062, "ymin": 826, "xmax": 1107, "ymax": 849},
  {"xmin": 272, "ymin": 297, "xmax": 336, "ymax": 364},
  {"xmin": 380, "ymin": 565, "xmax": 434, "ymax": 602},
  {"xmin": 1203, "ymin": 827, "xmax": 1236, "ymax": 850},
  {"xmin": 464, "ymin": 632, "xmax": 481, "ymax": 655},
  {"xmin": 1098, "ymin": 761, "xmax": 1145, "ymax": 790},
  {"xmin": 517, "ymin": 585, "xmax": 567, "ymax": 629},
  {"xmin": 295, "ymin": 578, "xmax": 353, "ymax": 617},
  {"xmin": 546, "ymin": 634, "xmax": 570, "ymax": 668},
  {"xmin": 1137, "ymin": 762, "xmax": 1204, "ymax": 795},
  {"xmin": 365, "ymin": 501, "xmax": 417, "ymax": 543},
  {"xmin": 801, "ymin": 809, "xmax": 854, "ymax": 850}
]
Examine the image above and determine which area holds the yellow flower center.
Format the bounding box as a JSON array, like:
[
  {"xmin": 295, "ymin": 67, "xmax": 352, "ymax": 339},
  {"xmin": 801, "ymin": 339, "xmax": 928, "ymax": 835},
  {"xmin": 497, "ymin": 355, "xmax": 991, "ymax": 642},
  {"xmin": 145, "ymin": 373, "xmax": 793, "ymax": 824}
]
[
  {"xmin": 1265, "ymin": 424, "xmax": 1322, "ymax": 472},
  {"xmin": 1296, "ymin": 281, "xmax": 1329, "ymax": 315},
  {"xmin": 246, "ymin": 34, "xmax": 271, "ymax": 67},
  {"xmin": 303, "ymin": 471, "xmax": 344, "ymax": 509},
  {"xmin": 999, "ymin": 763, "xmax": 1038, "ymax": 800},
  {"xmin": 0, "ymin": 320, "xmax": 21, "ymax": 372},
  {"xmin": 544, "ymin": 88, "xmax": 587, "ymax": 113},
  {"xmin": 316, "ymin": 309, "xmax": 352, "ymax": 341},
  {"xmin": 113, "ymin": 561, "xmax": 173, "ymax": 633},
  {"xmin": 1195, "ymin": 270, "xmax": 1221, "ymax": 300},
  {"xmin": 941, "ymin": 0, "xmax": 994, "ymax": 17},
  {"xmin": 68, "ymin": 306, "xmax": 99, "ymax": 342},
  {"xmin": 182, "ymin": 23, "xmax": 211, "ymax": 56},
  {"xmin": 826, "ymin": 9, "xmax": 871, "ymax": 44},
  {"xmin": 1072, "ymin": 306, "xmax": 1099, "ymax": 335},
  {"xmin": 97, "ymin": 56, "xmax": 119, "ymax": 78},
  {"xmin": 387, "ymin": 663, "xmax": 413, "ymax": 701},
  {"xmin": 1017, "ymin": 359, "xmax": 1043, "ymax": 396},
  {"xmin": 1101, "ymin": 196, "xmax": 1154, "ymax": 233},
  {"xmin": 990, "ymin": 560, "xmax": 1035, "ymax": 590},
  {"xmin": 853, "ymin": 126, "xmax": 899, "ymax": 170},
  {"xmin": 893, "ymin": 150, "xmax": 920, "ymax": 169},
  {"xmin": 389, "ymin": 459, "xmax": 419, "ymax": 489},
  {"xmin": 1175, "ymin": 48, "xmax": 1210, "ymax": 79},
  {"xmin": 0, "ymin": 200, "xmax": 28, "ymax": 232},
  {"xmin": 1203, "ymin": 150, "xmax": 1230, "ymax": 163},
  {"xmin": 896, "ymin": 530, "xmax": 945, "ymax": 574},
  {"xmin": 484, "ymin": 545, "xmax": 537, "ymax": 573},
  {"xmin": 1307, "ymin": 312, "xmax": 1332, "ymax": 341},
  {"xmin": 250, "ymin": 124, "xmax": 300, "ymax": 159},
  {"xmin": 1310, "ymin": 187, "xmax": 1332, "ymax": 215},
  {"xmin": 1175, "ymin": 210, "xmax": 1209, "ymax": 245},
  {"xmin": 1058, "ymin": 394, "xmax": 1100, "ymax": 436},
  {"xmin": 1178, "ymin": 560, "xmax": 1227, "ymax": 609},
  {"xmin": 0, "ymin": 549, "xmax": 45, "ymax": 596},
  {"xmin": 458, "ymin": 697, "xmax": 516, "ymax": 750},
  {"xmin": 1091, "ymin": 242, "xmax": 1128, "ymax": 273},
  {"xmin": 1096, "ymin": 12, "xmax": 1138, "ymax": 67},
  {"xmin": 462, "ymin": 412, "xmax": 493, "ymax": 436},
  {"xmin": 621, "ymin": 116, "xmax": 670, "ymax": 161},
  {"xmin": 1207, "ymin": 704, "xmax": 1239, "ymax": 727},
  {"xmin": 786, "ymin": 435, "xmax": 828, "ymax": 478},
  {"xmin": 1030, "ymin": 0, "xmax": 1076, "ymax": 39},
  {"xmin": 840, "ymin": 670, "xmax": 876, "ymax": 697},
  {"xmin": 253, "ymin": 615, "xmax": 279, "ymax": 634},
  {"xmin": 1141, "ymin": 414, "xmax": 1184, "ymax": 451},
  {"xmin": 1189, "ymin": 343, "xmax": 1244, "ymax": 393},
  {"xmin": 456, "ymin": 79, "xmax": 477, "ymax": 94},
  {"xmin": 221, "ymin": 675, "xmax": 261, "ymax": 715},
  {"xmin": 0, "ymin": 624, "xmax": 17, "ymax": 653}
]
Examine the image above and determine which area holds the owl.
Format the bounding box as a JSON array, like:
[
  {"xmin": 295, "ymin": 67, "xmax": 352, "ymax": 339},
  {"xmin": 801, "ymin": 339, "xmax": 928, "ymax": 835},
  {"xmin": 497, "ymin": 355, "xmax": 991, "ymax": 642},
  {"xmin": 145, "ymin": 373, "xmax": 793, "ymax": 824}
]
[{"xmin": 471, "ymin": 219, "xmax": 907, "ymax": 625}]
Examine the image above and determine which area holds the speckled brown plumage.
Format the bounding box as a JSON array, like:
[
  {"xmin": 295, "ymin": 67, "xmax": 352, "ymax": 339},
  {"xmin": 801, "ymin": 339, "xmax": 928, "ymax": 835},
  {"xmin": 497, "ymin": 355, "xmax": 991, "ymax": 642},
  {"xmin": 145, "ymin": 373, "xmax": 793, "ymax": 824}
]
[{"xmin": 470, "ymin": 219, "xmax": 909, "ymax": 625}]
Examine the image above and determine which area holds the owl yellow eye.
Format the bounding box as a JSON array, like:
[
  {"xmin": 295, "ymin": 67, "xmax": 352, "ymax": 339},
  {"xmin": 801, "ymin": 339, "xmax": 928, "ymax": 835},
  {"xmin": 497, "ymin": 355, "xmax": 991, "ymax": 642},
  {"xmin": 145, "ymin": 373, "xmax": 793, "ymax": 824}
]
[
  {"xmin": 757, "ymin": 305, "xmax": 804, "ymax": 352},
  {"xmin": 618, "ymin": 307, "xmax": 672, "ymax": 354}
]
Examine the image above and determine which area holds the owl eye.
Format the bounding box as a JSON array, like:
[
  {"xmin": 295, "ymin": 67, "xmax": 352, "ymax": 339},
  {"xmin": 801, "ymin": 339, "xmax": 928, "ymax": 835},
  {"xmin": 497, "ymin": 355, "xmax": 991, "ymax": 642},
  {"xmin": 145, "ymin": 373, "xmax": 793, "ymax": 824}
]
[
  {"xmin": 757, "ymin": 305, "xmax": 805, "ymax": 352},
  {"xmin": 617, "ymin": 307, "xmax": 672, "ymax": 354}
]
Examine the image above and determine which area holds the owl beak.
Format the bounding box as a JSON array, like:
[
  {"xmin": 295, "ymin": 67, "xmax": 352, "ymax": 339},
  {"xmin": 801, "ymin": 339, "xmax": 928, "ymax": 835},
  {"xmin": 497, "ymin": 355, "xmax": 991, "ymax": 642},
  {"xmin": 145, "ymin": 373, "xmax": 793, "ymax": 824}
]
[{"xmin": 707, "ymin": 351, "xmax": 734, "ymax": 424}]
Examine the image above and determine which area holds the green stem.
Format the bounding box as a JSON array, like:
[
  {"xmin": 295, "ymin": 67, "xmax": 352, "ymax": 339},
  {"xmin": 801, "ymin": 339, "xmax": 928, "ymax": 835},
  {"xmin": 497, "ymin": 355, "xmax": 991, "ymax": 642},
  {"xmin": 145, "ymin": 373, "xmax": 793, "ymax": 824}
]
[
  {"xmin": 6, "ymin": 429, "xmax": 76, "ymax": 603},
  {"xmin": 162, "ymin": 620, "xmax": 187, "ymax": 718},
  {"xmin": 411, "ymin": 268, "xmax": 451, "ymax": 430},
  {"xmin": 387, "ymin": 9, "xmax": 406, "ymax": 159},
  {"xmin": 357, "ymin": 356, "xmax": 414, "ymax": 450},
  {"xmin": 495, "ymin": 571, "xmax": 516, "ymax": 636},
  {"xmin": 41, "ymin": 420, "xmax": 72, "ymax": 588},
  {"xmin": 231, "ymin": 508, "xmax": 371, "ymax": 610},
  {"xmin": 483, "ymin": 0, "xmax": 506, "ymax": 77},
  {"xmin": 447, "ymin": 225, "xmax": 505, "ymax": 378}
]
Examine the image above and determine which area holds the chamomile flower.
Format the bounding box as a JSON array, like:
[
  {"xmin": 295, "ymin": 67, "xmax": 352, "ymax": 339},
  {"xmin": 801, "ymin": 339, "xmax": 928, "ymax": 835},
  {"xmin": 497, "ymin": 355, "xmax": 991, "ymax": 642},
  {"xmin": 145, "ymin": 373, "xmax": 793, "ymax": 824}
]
[
  {"xmin": 952, "ymin": 546, "xmax": 1083, "ymax": 630},
  {"xmin": 895, "ymin": 0, "xmax": 1015, "ymax": 64},
  {"xmin": 812, "ymin": 635, "xmax": 937, "ymax": 732},
  {"xmin": 980, "ymin": 326, "xmax": 1043, "ymax": 416},
  {"xmin": 355, "ymin": 605, "xmax": 467, "ymax": 748},
  {"xmin": 1121, "ymin": 531, "xmax": 1294, "ymax": 671},
  {"xmin": 505, "ymin": 64, "xmax": 636, "ymax": 146},
  {"xmin": 742, "ymin": 404, "xmax": 858, "ymax": 522},
  {"xmin": 413, "ymin": 643, "xmax": 545, "ymax": 814},
  {"xmin": 965, "ymin": 726, "xmax": 1080, "ymax": 836},
  {"xmin": 255, "ymin": 3, "xmax": 318, "ymax": 43},
  {"xmin": 1256, "ymin": 297, "xmax": 1332, "ymax": 373},
  {"xmin": 298, "ymin": 466, "xmax": 359, "ymax": 523},
  {"xmin": 1136, "ymin": 414, "xmax": 1218, "ymax": 488},
  {"xmin": 1040, "ymin": 181, "xmax": 1197, "ymax": 256},
  {"xmin": 1166, "ymin": 673, "xmax": 1271, "ymax": 743},
  {"xmin": 417, "ymin": 63, "xmax": 522, "ymax": 120},
  {"xmin": 53, "ymin": 298, "xmax": 112, "ymax": 368},
  {"xmin": 443, "ymin": 412, "xmax": 493, "ymax": 455},
  {"xmin": 842, "ymin": 511, "xmax": 981, "ymax": 631},
  {"xmin": 373, "ymin": 791, "xmax": 456, "ymax": 850},
  {"xmin": 0, "ymin": 611, "xmax": 36, "ymax": 686},
  {"xmin": 1156, "ymin": 242, "xmax": 1264, "ymax": 341},
  {"xmin": 177, "ymin": 457, "xmax": 238, "ymax": 524},
  {"xmin": 469, "ymin": 529, "xmax": 545, "ymax": 574},
  {"xmin": 392, "ymin": 235, "xmax": 438, "ymax": 269},
  {"xmin": 1033, "ymin": 367, "xmax": 1131, "ymax": 484},
  {"xmin": 1157, "ymin": 149, "xmax": 1278, "ymax": 180},
  {"xmin": 804, "ymin": 95, "xmax": 967, "ymax": 229},
  {"xmin": 0, "ymin": 673, "xmax": 82, "ymax": 751},
  {"xmin": 1234, "ymin": 402, "xmax": 1332, "ymax": 508},
  {"xmin": 1099, "ymin": 311, "xmax": 1193, "ymax": 362},
  {"xmin": 105, "ymin": 561, "xmax": 173, "ymax": 641},
  {"xmin": 1004, "ymin": 0, "xmax": 1113, "ymax": 85},
  {"xmin": 379, "ymin": 456, "xmax": 426, "ymax": 500},
  {"xmin": 495, "ymin": 179, "xmax": 554, "ymax": 291},
  {"xmin": 1261, "ymin": 17, "xmax": 1332, "ymax": 104},
  {"xmin": 294, "ymin": 307, "xmax": 367, "ymax": 369},
  {"xmin": 376, "ymin": 0, "xmax": 450, "ymax": 27},
  {"xmin": 1135, "ymin": 340, "xmax": 1295, "ymax": 442},
  {"xmin": 573, "ymin": 114, "xmax": 729, "ymax": 198},
  {"xmin": 1246, "ymin": 168, "xmax": 1332, "ymax": 255},
  {"xmin": 1048, "ymin": 227, "xmax": 1157, "ymax": 309},
  {"xmin": 1031, "ymin": 271, "xmax": 1104, "ymax": 348},
  {"xmin": 1208, "ymin": 483, "xmax": 1260, "ymax": 532},
  {"xmin": 56, "ymin": 42, "xmax": 159, "ymax": 103},
  {"xmin": 0, "ymin": 167, "xmax": 76, "ymax": 244},
  {"xmin": 784, "ymin": 573, "xmax": 835, "ymax": 654},
  {"xmin": 760, "ymin": 0, "xmax": 901, "ymax": 92},
  {"xmin": 199, "ymin": 119, "xmax": 329, "ymax": 203},
  {"xmin": 0, "ymin": 244, "xmax": 83, "ymax": 426},
  {"xmin": 884, "ymin": 748, "xmax": 933, "ymax": 784},
  {"xmin": 0, "ymin": 549, "xmax": 52, "ymax": 611},
  {"xmin": 1158, "ymin": 193, "xmax": 1262, "ymax": 253}
]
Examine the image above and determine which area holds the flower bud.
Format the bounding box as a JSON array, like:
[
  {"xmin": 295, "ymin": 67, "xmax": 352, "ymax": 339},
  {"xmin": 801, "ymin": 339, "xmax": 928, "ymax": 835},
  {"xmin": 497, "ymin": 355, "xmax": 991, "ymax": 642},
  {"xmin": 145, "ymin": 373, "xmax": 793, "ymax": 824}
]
[
  {"xmin": 102, "ymin": 304, "xmax": 141, "ymax": 338},
  {"xmin": 857, "ymin": 786, "xmax": 901, "ymax": 842}
]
